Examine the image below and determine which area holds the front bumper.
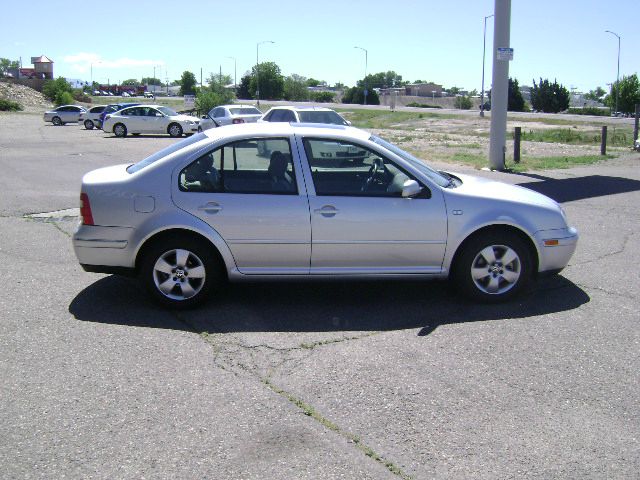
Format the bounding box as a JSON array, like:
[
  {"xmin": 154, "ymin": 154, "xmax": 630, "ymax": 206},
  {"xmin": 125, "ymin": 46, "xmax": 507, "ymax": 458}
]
[{"xmin": 534, "ymin": 226, "xmax": 579, "ymax": 273}]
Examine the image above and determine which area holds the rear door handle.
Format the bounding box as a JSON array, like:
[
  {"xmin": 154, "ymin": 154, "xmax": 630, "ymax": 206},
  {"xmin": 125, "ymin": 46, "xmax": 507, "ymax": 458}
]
[
  {"xmin": 198, "ymin": 202, "xmax": 222, "ymax": 214},
  {"xmin": 314, "ymin": 205, "xmax": 338, "ymax": 217}
]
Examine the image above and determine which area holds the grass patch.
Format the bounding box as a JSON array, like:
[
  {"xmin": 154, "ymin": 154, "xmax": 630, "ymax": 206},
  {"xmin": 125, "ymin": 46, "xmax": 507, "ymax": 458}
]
[
  {"xmin": 518, "ymin": 127, "xmax": 632, "ymax": 147},
  {"xmin": 508, "ymin": 154, "xmax": 613, "ymax": 172},
  {"xmin": 337, "ymin": 109, "xmax": 463, "ymax": 129}
]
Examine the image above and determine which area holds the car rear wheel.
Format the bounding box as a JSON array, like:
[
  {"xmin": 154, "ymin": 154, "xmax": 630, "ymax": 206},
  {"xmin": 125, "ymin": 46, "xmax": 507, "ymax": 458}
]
[
  {"xmin": 113, "ymin": 123, "xmax": 127, "ymax": 137},
  {"xmin": 84, "ymin": 120, "xmax": 94, "ymax": 130},
  {"xmin": 453, "ymin": 230, "xmax": 533, "ymax": 303},
  {"xmin": 168, "ymin": 123, "xmax": 183, "ymax": 137},
  {"xmin": 52, "ymin": 116, "xmax": 62, "ymax": 126},
  {"xmin": 141, "ymin": 237, "xmax": 222, "ymax": 308}
]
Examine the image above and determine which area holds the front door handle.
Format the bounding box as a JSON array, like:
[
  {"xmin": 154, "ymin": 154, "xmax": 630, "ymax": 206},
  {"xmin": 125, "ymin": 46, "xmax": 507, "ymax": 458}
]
[
  {"xmin": 198, "ymin": 202, "xmax": 222, "ymax": 214},
  {"xmin": 314, "ymin": 205, "xmax": 338, "ymax": 217}
]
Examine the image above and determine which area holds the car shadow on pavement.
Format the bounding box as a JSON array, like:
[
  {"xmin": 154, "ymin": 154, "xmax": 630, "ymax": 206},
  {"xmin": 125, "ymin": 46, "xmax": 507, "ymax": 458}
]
[
  {"xmin": 516, "ymin": 174, "xmax": 640, "ymax": 203},
  {"xmin": 69, "ymin": 274, "xmax": 589, "ymax": 336}
]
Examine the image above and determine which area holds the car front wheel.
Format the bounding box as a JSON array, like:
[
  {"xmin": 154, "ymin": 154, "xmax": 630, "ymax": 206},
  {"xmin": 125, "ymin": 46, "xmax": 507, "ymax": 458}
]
[
  {"xmin": 52, "ymin": 116, "xmax": 62, "ymax": 126},
  {"xmin": 84, "ymin": 120, "xmax": 94, "ymax": 130},
  {"xmin": 453, "ymin": 230, "xmax": 533, "ymax": 303},
  {"xmin": 168, "ymin": 123, "xmax": 183, "ymax": 137},
  {"xmin": 113, "ymin": 123, "xmax": 127, "ymax": 137},
  {"xmin": 141, "ymin": 237, "xmax": 222, "ymax": 308}
]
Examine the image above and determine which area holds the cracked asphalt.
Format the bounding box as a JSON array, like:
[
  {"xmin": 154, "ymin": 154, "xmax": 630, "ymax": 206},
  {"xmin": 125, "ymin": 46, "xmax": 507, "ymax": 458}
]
[{"xmin": 1, "ymin": 113, "xmax": 639, "ymax": 479}]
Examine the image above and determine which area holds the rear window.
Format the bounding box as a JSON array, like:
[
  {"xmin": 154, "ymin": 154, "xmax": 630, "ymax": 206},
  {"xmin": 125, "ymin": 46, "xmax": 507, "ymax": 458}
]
[
  {"xmin": 127, "ymin": 133, "xmax": 207, "ymax": 174},
  {"xmin": 229, "ymin": 107, "xmax": 262, "ymax": 115},
  {"xmin": 298, "ymin": 111, "xmax": 348, "ymax": 125}
]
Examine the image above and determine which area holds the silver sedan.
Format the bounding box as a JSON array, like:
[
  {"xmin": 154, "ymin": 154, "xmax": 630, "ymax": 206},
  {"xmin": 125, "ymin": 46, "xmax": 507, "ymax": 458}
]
[
  {"xmin": 73, "ymin": 123, "xmax": 578, "ymax": 308},
  {"xmin": 43, "ymin": 105, "xmax": 87, "ymax": 125},
  {"xmin": 199, "ymin": 104, "xmax": 263, "ymax": 131}
]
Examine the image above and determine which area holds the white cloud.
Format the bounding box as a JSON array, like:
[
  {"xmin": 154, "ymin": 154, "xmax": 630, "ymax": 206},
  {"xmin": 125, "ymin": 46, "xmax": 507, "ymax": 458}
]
[{"xmin": 63, "ymin": 52, "xmax": 164, "ymax": 73}]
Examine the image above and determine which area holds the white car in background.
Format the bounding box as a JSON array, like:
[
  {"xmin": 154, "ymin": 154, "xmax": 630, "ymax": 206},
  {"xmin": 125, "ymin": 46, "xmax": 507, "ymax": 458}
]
[
  {"xmin": 260, "ymin": 106, "xmax": 350, "ymax": 125},
  {"xmin": 199, "ymin": 104, "xmax": 263, "ymax": 131},
  {"xmin": 102, "ymin": 105, "xmax": 201, "ymax": 138},
  {"xmin": 78, "ymin": 105, "xmax": 107, "ymax": 130}
]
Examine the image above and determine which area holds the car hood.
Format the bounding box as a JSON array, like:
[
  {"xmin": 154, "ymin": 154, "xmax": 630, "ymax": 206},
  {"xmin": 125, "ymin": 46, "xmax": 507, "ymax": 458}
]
[{"xmin": 450, "ymin": 172, "xmax": 560, "ymax": 210}]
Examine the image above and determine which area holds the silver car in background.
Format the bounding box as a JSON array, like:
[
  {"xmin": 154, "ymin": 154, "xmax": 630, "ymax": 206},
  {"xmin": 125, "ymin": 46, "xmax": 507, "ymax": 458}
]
[
  {"xmin": 43, "ymin": 105, "xmax": 87, "ymax": 125},
  {"xmin": 73, "ymin": 123, "xmax": 578, "ymax": 308},
  {"xmin": 199, "ymin": 104, "xmax": 263, "ymax": 131},
  {"xmin": 102, "ymin": 105, "xmax": 200, "ymax": 138}
]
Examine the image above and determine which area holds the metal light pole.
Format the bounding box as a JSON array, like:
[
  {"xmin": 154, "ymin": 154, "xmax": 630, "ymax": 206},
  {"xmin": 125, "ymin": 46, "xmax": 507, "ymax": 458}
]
[
  {"xmin": 480, "ymin": 14, "xmax": 494, "ymax": 117},
  {"xmin": 256, "ymin": 40, "xmax": 274, "ymax": 106},
  {"xmin": 354, "ymin": 46, "xmax": 368, "ymax": 105},
  {"xmin": 226, "ymin": 56, "xmax": 237, "ymax": 91},
  {"xmin": 488, "ymin": 0, "xmax": 511, "ymax": 171},
  {"xmin": 605, "ymin": 30, "xmax": 621, "ymax": 114}
]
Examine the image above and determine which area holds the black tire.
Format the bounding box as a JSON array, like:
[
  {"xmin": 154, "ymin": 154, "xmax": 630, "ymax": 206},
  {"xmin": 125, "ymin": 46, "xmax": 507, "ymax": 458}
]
[
  {"xmin": 140, "ymin": 236, "xmax": 223, "ymax": 309},
  {"xmin": 452, "ymin": 230, "xmax": 533, "ymax": 303},
  {"xmin": 168, "ymin": 123, "xmax": 183, "ymax": 137},
  {"xmin": 84, "ymin": 120, "xmax": 94, "ymax": 130},
  {"xmin": 52, "ymin": 116, "xmax": 62, "ymax": 126},
  {"xmin": 113, "ymin": 123, "xmax": 127, "ymax": 137}
]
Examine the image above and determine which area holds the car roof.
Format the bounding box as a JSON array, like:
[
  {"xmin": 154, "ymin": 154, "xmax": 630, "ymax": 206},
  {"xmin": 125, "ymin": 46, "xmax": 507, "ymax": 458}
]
[
  {"xmin": 201, "ymin": 122, "xmax": 370, "ymax": 142},
  {"xmin": 267, "ymin": 106, "xmax": 336, "ymax": 112}
]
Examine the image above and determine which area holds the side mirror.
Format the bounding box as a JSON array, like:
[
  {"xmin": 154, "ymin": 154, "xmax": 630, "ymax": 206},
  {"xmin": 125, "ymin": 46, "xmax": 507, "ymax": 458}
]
[
  {"xmin": 346, "ymin": 120, "xmax": 352, "ymax": 126},
  {"xmin": 401, "ymin": 179, "xmax": 422, "ymax": 198},
  {"xmin": 155, "ymin": 113, "xmax": 163, "ymax": 117}
]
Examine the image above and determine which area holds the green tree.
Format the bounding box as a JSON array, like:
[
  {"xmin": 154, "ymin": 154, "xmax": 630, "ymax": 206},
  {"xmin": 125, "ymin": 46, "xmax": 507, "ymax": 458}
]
[
  {"xmin": 508, "ymin": 78, "xmax": 525, "ymax": 112},
  {"xmin": 42, "ymin": 77, "xmax": 73, "ymax": 103},
  {"xmin": 357, "ymin": 71, "xmax": 405, "ymax": 89},
  {"xmin": 530, "ymin": 78, "xmax": 569, "ymax": 113},
  {"xmin": 0, "ymin": 57, "xmax": 19, "ymax": 76},
  {"xmin": 237, "ymin": 74, "xmax": 252, "ymax": 99},
  {"xmin": 248, "ymin": 62, "xmax": 284, "ymax": 100},
  {"xmin": 448, "ymin": 86, "xmax": 462, "ymax": 95},
  {"xmin": 196, "ymin": 73, "xmax": 235, "ymax": 114},
  {"xmin": 606, "ymin": 74, "xmax": 640, "ymax": 114},
  {"xmin": 284, "ymin": 74, "xmax": 309, "ymax": 101},
  {"xmin": 141, "ymin": 77, "xmax": 163, "ymax": 86},
  {"xmin": 122, "ymin": 78, "xmax": 139, "ymax": 86},
  {"xmin": 584, "ymin": 86, "xmax": 606, "ymax": 102},
  {"xmin": 179, "ymin": 71, "xmax": 198, "ymax": 96},
  {"xmin": 305, "ymin": 78, "xmax": 322, "ymax": 87}
]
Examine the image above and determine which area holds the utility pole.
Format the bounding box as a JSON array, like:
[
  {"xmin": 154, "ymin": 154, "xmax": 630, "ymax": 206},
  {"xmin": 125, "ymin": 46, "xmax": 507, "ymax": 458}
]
[
  {"xmin": 488, "ymin": 0, "xmax": 511, "ymax": 170},
  {"xmin": 480, "ymin": 14, "xmax": 494, "ymax": 117}
]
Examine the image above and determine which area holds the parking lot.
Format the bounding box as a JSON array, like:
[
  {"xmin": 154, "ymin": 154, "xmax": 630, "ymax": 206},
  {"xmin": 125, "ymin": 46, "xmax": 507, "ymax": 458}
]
[{"xmin": 1, "ymin": 112, "xmax": 639, "ymax": 479}]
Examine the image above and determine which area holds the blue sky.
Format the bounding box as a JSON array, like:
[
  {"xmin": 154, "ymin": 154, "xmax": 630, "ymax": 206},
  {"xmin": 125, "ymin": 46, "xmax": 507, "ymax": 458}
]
[{"xmin": 3, "ymin": 0, "xmax": 638, "ymax": 92}]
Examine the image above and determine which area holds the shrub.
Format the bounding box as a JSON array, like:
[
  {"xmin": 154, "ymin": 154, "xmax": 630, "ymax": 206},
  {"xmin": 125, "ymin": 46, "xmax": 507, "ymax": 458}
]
[
  {"xmin": 0, "ymin": 98, "xmax": 23, "ymax": 111},
  {"xmin": 42, "ymin": 77, "xmax": 73, "ymax": 102},
  {"xmin": 454, "ymin": 96, "xmax": 472, "ymax": 110},
  {"xmin": 54, "ymin": 91, "xmax": 75, "ymax": 106},
  {"xmin": 567, "ymin": 107, "xmax": 610, "ymax": 116},
  {"xmin": 406, "ymin": 102, "xmax": 442, "ymax": 109},
  {"xmin": 342, "ymin": 87, "xmax": 380, "ymax": 105},
  {"xmin": 310, "ymin": 91, "xmax": 335, "ymax": 103},
  {"xmin": 72, "ymin": 89, "xmax": 91, "ymax": 103}
]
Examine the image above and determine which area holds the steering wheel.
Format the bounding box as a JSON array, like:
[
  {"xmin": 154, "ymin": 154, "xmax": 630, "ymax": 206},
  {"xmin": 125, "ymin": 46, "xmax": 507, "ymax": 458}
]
[{"xmin": 361, "ymin": 158, "xmax": 382, "ymax": 192}]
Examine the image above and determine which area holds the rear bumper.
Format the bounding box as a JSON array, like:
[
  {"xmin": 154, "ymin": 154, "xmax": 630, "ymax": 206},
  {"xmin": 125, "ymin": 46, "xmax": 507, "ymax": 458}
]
[{"xmin": 73, "ymin": 224, "xmax": 137, "ymax": 270}]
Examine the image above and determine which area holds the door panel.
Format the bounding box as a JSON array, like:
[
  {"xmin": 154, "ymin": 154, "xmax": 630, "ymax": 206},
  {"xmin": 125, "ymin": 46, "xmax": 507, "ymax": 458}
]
[{"xmin": 172, "ymin": 137, "xmax": 311, "ymax": 273}]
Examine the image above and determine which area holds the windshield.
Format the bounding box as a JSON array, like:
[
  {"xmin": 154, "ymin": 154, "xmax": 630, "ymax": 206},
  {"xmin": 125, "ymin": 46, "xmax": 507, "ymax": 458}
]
[
  {"xmin": 127, "ymin": 133, "xmax": 207, "ymax": 174},
  {"xmin": 298, "ymin": 111, "xmax": 348, "ymax": 125},
  {"xmin": 230, "ymin": 107, "xmax": 261, "ymax": 115},
  {"xmin": 158, "ymin": 106, "xmax": 178, "ymax": 116},
  {"xmin": 370, "ymin": 135, "xmax": 451, "ymax": 188}
]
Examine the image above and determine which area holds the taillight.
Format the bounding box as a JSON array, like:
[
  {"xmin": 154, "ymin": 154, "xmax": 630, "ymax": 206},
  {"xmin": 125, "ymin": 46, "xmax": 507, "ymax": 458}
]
[
  {"xmin": 232, "ymin": 118, "xmax": 245, "ymax": 124},
  {"xmin": 80, "ymin": 193, "xmax": 94, "ymax": 225}
]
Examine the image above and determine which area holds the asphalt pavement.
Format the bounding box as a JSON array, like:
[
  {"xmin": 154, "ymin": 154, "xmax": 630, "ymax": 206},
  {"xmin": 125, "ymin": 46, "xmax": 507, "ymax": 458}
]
[{"xmin": 1, "ymin": 112, "xmax": 639, "ymax": 479}]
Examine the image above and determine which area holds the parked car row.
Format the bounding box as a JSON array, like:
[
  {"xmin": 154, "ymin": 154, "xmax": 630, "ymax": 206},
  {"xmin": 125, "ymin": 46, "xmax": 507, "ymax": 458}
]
[{"xmin": 44, "ymin": 104, "xmax": 352, "ymax": 139}]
